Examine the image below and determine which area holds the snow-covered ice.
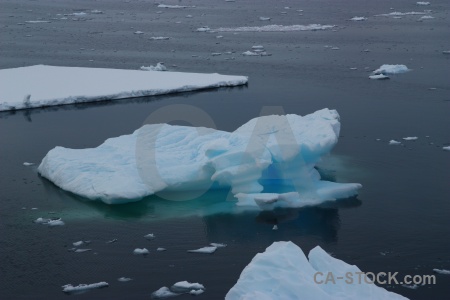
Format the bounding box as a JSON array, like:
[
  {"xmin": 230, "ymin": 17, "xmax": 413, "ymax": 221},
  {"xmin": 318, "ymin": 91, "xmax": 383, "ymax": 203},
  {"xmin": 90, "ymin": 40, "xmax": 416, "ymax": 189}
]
[
  {"xmin": 151, "ymin": 287, "xmax": 178, "ymax": 298},
  {"xmin": 118, "ymin": 277, "xmax": 132, "ymax": 282},
  {"xmin": 190, "ymin": 289, "xmax": 204, "ymax": 295},
  {"xmin": 133, "ymin": 248, "xmax": 149, "ymax": 255},
  {"xmin": 433, "ymin": 269, "xmax": 450, "ymax": 274},
  {"xmin": 389, "ymin": 140, "xmax": 402, "ymax": 145},
  {"xmin": 226, "ymin": 241, "xmax": 407, "ymax": 300},
  {"xmin": 38, "ymin": 109, "xmax": 361, "ymax": 206},
  {"xmin": 171, "ymin": 281, "xmax": 205, "ymax": 292},
  {"xmin": 216, "ymin": 24, "xmax": 335, "ymax": 32},
  {"xmin": 0, "ymin": 65, "xmax": 247, "ymax": 111},
  {"xmin": 369, "ymin": 74, "xmax": 390, "ymax": 80},
  {"xmin": 402, "ymin": 137, "xmax": 418, "ymax": 141},
  {"xmin": 373, "ymin": 64, "xmax": 410, "ymax": 75},
  {"xmin": 62, "ymin": 282, "xmax": 108, "ymax": 294},
  {"xmin": 188, "ymin": 246, "xmax": 217, "ymax": 254},
  {"xmin": 350, "ymin": 17, "xmax": 367, "ymax": 21},
  {"xmin": 140, "ymin": 63, "xmax": 167, "ymax": 71}
]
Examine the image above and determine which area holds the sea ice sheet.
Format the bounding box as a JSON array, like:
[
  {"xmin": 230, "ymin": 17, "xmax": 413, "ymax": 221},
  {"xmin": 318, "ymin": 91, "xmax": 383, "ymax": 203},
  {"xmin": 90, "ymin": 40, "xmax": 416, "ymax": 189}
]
[
  {"xmin": 0, "ymin": 65, "xmax": 248, "ymax": 111},
  {"xmin": 226, "ymin": 241, "xmax": 407, "ymax": 300},
  {"xmin": 38, "ymin": 109, "xmax": 361, "ymax": 207}
]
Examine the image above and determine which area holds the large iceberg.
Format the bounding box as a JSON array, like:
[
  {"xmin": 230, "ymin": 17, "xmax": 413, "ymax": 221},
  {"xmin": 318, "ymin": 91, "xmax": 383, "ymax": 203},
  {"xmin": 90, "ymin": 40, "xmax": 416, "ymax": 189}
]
[
  {"xmin": 226, "ymin": 241, "xmax": 407, "ymax": 300},
  {"xmin": 0, "ymin": 65, "xmax": 248, "ymax": 111},
  {"xmin": 38, "ymin": 109, "xmax": 361, "ymax": 206}
]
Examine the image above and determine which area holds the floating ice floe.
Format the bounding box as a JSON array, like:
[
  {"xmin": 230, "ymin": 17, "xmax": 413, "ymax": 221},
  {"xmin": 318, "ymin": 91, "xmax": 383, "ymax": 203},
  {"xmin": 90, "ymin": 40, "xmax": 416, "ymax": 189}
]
[
  {"xmin": 0, "ymin": 65, "xmax": 247, "ymax": 111},
  {"xmin": 23, "ymin": 162, "xmax": 34, "ymax": 166},
  {"xmin": 34, "ymin": 217, "xmax": 65, "ymax": 226},
  {"xmin": 62, "ymin": 282, "xmax": 108, "ymax": 294},
  {"xmin": 25, "ymin": 20, "xmax": 51, "ymax": 23},
  {"xmin": 419, "ymin": 15, "xmax": 434, "ymax": 20},
  {"xmin": 350, "ymin": 17, "xmax": 367, "ymax": 21},
  {"xmin": 210, "ymin": 243, "xmax": 227, "ymax": 248},
  {"xmin": 215, "ymin": 24, "xmax": 335, "ymax": 32},
  {"xmin": 259, "ymin": 17, "xmax": 271, "ymax": 21},
  {"xmin": 417, "ymin": 2, "xmax": 430, "ymax": 5},
  {"xmin": 38, "ymin": 109, "xmax": 361, "ymax": 207},
  {"xmin": 151, "ymin": 287, "xmax": 178, "ymax": 298},
  {"xmin": 226, "ymin": 241, "xmax": 407, "ymax": 300},
  {"xmin": 377, "ymin": 11, "xmax": 426, "ymax": 17},
  {"xmin": 443, "ymin": 146, "xmax": 450, "ymax": 151},
  {"xmin": 106, "ymin": 239, "xmax": 117, "ymax": 243},
  {"xmin": 91, "ymin": 10, "xmax": 103, "ymax": 14},
  {"xmin": 73, "ymin": 241, "xmax": 89, "ymax": 247},
  {"xmin": 188, "ymin": 246, "xmax": 217, "ymax": 254},
  {"xmin": 272, "ymin": 225, "xmax": 278, "ymax": 230},
  {"xmin": 369, "ymin": 74, "xmax": 389, "ymax": 80},
  {"xmin": 133, "ymin": 248, "xmax": 149, "ymax": 255},
  {"xmin": 74, "ymin": 248, "xmax": 92, "ymax": 253},
  {"xmin": 157, "ymin": 4, "xmax": 195, "ymax": 9},
  {"xmin": 134, "ymin": 31, "xmax": 144, "ymax": 34},
  {"xmin": 157, "ymin": 247, "xmax": 166, "ymax": 251},
  {"xmin": 443, "ymin": 51, "xmax": 450, "ymax": 54},
  {"xmin": 373, "ymin": 64, "xmax": 410, "ymax": 75},
  {"xmin": 118, "ymin": 277, "xmax": 132, "ymax": 282},
  {"xmin": 402, "ymin": 137, "xmax": 418, "ymax": 141},
  {"xmin": 149, "ymin": 36, "xmax": 170, "ymax": 40},
  {"xmin": 433, "ymin": 269, "xmax": 450, "ymax": 274},
  {"xmin": 140, "ymin": 63, "xmax": 167, "ymax": 71},
  {"xmin": 389, "ymin": 140, "xmax": 402, "ymax": 145},
  {"xmin": 144, "ymin": 233, "xmax": 155, "ymax": 239},
  {"xmin": 152, "ymin": 281, "xmax": 205, "ymax": 298}
]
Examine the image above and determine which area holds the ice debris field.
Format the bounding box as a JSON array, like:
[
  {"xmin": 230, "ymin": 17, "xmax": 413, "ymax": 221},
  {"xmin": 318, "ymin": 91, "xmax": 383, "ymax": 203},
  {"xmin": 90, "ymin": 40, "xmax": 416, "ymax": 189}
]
[
  {"xmin": 38, "ymin": 108, "xmax": 361, "ymax": 207},
  {"xmin": 0, "ymin": 65, "xmax": 248, "ymax": 111},
  {"xmin": 226, "ymin": 241, "xmax": 407, "ymax": 300}
]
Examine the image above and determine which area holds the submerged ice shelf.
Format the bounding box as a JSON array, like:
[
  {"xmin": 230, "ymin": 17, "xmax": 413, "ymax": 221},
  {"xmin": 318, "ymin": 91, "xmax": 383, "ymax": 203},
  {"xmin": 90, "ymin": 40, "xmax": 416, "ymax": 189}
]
[
  {"xmin": 226, "ymin": 241, "xmax": 407, "ymax": 300},
  {"xmin": 0, "ymin": 65, "xmax": 248, "ymax": 111},
  {"xmin": 38, "ymin": 109, "xmax": 361, "ymax": 207}
]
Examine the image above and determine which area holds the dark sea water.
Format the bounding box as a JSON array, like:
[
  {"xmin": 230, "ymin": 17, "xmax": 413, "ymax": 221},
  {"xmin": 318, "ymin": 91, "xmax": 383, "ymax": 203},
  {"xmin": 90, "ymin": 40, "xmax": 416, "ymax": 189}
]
[{"xmin": 1, "ymin": 0, "xmax": 449, "ymax": 299}]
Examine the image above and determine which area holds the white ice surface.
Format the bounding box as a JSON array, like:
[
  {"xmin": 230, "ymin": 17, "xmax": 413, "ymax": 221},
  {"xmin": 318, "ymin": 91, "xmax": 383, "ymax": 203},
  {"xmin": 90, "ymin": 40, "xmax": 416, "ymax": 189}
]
[
  {"xmin": 118, "ymin": 277, "xmax": 133, "ymax": 282},
  {"xmin": 373, "ymin": 64, "xmax": 410, "ymax": 75},
  {"xmin": 172, "ymin": 281, "xmax": 205, "ymax": 290},
  {"xmin": 226, "ymin": 241, "xmax": 408, "ymax": 300},
  {"xmin": 133, "ymin": 248, "xmax": 149, "ymax": 255},
  {"xmin": 214, "ymin": 24, "xmax": 335, "ymax": 32},
  {"xmin": 389, "ymin": 140, "xmax": 402, "ymax": 145},
  {"xmin": 350, "ymin": 17, "xmax": 367, "ymax": 21},
  {"xmin": 402, "ymin": 137, "xmax": 418, "ymax": 141},
  {"xmin": 188, "ymin": 246, "xmax": 217, "ymax": 254},
  {"xmin": 0, "ymin": 65, "xmax": 247, "ymax": 111},
  {"xmin": 38, "ymin": 109, "xmax": 361, "ymax": 206},
  {"xmin": 62, "ymin": 282, "xmax": 108, "ymax": 294},
  {"xmin": 151, "ymin": 286, "xmax": 179, "ymax": 298}
]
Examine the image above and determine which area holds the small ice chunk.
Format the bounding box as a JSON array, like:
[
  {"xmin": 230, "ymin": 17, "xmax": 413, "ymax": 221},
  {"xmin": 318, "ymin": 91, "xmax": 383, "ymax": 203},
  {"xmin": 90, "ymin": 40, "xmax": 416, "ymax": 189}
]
[
  {"xmin": 23, "ymin": 162, "xmax": 34, "ymax": 166},
  {"xmin": 369, "ymin": 74, "xmax": 389, "ymax": 80},
  {"xmin": 75, "ymin": 248, "xmax": 92, "ymax": 253},
  {"xmin": 252, "ymin": 45, "xmax": 264, "ymax": 50},
  {"xmin": 272, "ymin": 225, "xmax": 278, "ymax": 230},
  {"xmin": 402, "ymin": 137, "xmax": 418, "ymax": 141},
  {"xmin": 172, "ymin": 281, "xmax": 205, "ymax": 292},
  {"xmin": 47, "ymin": 219, "xmax": 64, "ymax": 226},
  {"xmin": 210, "ymin": 243, "xmax": 227, "ymax": 248},
  {"xmin": 190, "ymin": 289, "xmax": 204, "ymax": 295},
  {"xmin": 331, "ymin": 47, "xmax": 340, "ymax": 50},
  {"xmin": 73, "ymin": 241, "xmax": 84, "ymax": 247},
  {"xmin": 211, "ymin": 53, "xmax": 222, "ymax": 56},
  {"xmin": 259, "ymin": 17, "xmax": 271, "ymax": 21},
  {"xmin": 133, "ymin": 248, "xmax": 149, "ymax": 255},
  {"xmin": 433, "ymin": 269, "xmax": 450, "ymax": 274},
  {"xmin": 443, "ymin": 146, "xmax": 450, "ymax": 151},
  {"xmin": 149, "ymin": 37, "xmax": 170, "ymax": 40},
  {"xmin": 389, "ymin": 140, "xmax": 401, "ymax": 145},
  {"xmin": 134, "ymin": 31, "xmax": 144, "ymax": 34},
  {"xmin": 157, "ymin": 247, "xmax": 166, "ymax": 251},
  {"xmin": 215, "ymin": 24, "xmax": 335, "ymax": 32},
  {"xmin": 151, "ymin": 286, "xmax": 179, "ymax": 298},
  {"xmin": 144, "ymin": 233, "xmax": 155, "ymax": 239},
  {"xmin": 373, "ymin": 64, "xmax": 409, "ymax": 75},
  {"xmin": 157, "ymin": 4, "xmax": 195, "ymax": 8},
  {"xmin": 34, "ymin": 217, "xmax": 49, "ymax": 224},
  {"xmin": 350, "ymin": 17, "xmax": 367, "ymax": 21},
  {"xmin": 419, "ymin": 15, "xmax": 434, "ymax": 20},
  {"xmin": 140, "ymin": 63, "xmax": 167, "ymax": 72},
  {"xmin": 62, "ymin": 282, "xmax": 108, "ymax": 294},
  {"xmin": 196, "ymin": 26, "xmax": 211, "ymax": 32},
  {"xmin": 417, "ymin": 2, "xmax": 430, "ymax": 5},
  {"xmin": 443, "ymin": 51, "xmax": 450, "ymax": 55},
  {"xmin": 91, "ymin": 10, "xmax": 103, "ymax": 14},
  {"xmin": 118, "ymin": 277, "xmax": 133, "ymax": 282},
  {"xmin": 188, "ymin": 246, "xmax": 217, "ymax": 254},
  {"xmin": 106, "ymin": 239, "xmax": 117, "ymax": 244}
]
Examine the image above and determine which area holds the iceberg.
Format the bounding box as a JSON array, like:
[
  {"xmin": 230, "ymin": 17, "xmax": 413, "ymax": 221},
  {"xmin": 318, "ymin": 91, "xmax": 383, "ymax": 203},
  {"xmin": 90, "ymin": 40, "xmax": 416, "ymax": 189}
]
[
  {"xmin": 38, "ymin": 109, "xmax": 361, "ymax": 206},
  {"xmin": 373, "ymin": 64, "xmax": 410, "ymax": 75},
  {"xmin": 226, "ymin": 241, "xmax": 407, "ymax": 300},
  {"xmin": 0, "ymin": 65, "xmax": 248, "ymax": 111}
]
